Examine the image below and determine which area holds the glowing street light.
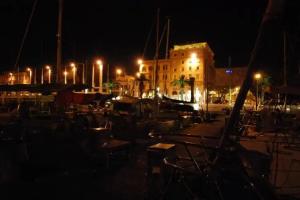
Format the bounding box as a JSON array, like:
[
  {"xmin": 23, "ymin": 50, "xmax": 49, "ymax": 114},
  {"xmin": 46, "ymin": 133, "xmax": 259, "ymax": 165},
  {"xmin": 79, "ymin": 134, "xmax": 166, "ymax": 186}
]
[
  {"xmin": 26, "ymin": 67, "xmax": 32, "ymax": 84},
  {"xmin": 136, "ymin": 72, "xmax": 141, "ymax": 78},
  {"xmin": 254, "ymin": 72, "xmax": 262, "ymax": 110},
  {"xmin": 45, "ymin": 65, "xmax": 51, "ymax": 84},
  {"xmin": 63, "ymin": 71, "xmax": 68, "ymax": 84},
  {"xmin": 116, "ymin": 68, "xmax": 122, "ymax": 78},
  {"xmin": 96, "ymin": 59, "xmax": 103, "ymax": 93},
  {"xmin": 137, "ymin": 59, "xmax": 143, "ymax": 72},
  {"xmin": 70, "ymin": 62, "xmax": 76, "ymax": 84},
  {"xmin": 8, "ymin": 72, "xmax": 14, "ymax": 85}
]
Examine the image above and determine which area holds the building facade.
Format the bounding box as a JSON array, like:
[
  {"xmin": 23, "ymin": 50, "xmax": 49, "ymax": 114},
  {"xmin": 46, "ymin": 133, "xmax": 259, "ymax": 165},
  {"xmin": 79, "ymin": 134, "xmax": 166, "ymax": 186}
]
[{"xmin": 140, "ymin": 42, "xmax": 215, "ymax": 102}]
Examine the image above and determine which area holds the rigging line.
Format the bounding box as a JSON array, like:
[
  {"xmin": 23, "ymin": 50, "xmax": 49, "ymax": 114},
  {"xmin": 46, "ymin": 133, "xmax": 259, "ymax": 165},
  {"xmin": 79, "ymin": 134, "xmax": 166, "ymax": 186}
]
[
  {"xmin": 14, "ymin": 0, "xmax": 39, "ymax": 70},
  {"xmin": 151, "ymin": 19, "xmax": 167, "ymax": 60},
  {"xmin": 142, "ymin": 16, "xmax": 155, "ymax": 59}
]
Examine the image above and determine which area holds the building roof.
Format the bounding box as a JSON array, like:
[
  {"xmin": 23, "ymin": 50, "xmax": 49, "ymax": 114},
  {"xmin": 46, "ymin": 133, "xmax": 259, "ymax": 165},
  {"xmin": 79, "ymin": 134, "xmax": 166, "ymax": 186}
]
[{"xmin": 173, "ymin": 42, "xmax": 208, "ymax": 51}]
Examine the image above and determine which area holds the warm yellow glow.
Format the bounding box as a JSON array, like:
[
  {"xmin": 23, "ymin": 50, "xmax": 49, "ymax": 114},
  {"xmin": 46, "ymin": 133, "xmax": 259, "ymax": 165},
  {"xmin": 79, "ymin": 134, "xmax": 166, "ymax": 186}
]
[
  {"xmin": 254, "ymin": 73, "xmax": 262, "ymax": 80},
  {"xmin": 26, "ymin": 67, "xmax": 31, "ymax": 72},
  {"xmin": 45, "ymin": 65, "xmax": 50, "ymax": 70},
  {"xmin": 235, "ymin": 87, "xmax": 240, "ymax": 92},
  {"xmin": 72, "ymin": 66, "xmax": 77, "ymax": 71},
  {"xmin": 136, "ymin": 72, "xmax": 140, "ymax": 78},
  {"xmin": 190, "ymin": 53, "xmax": 198, "ymax": 65},
  {"xmin": 9, "ymin": 72, "xmax": 13, "ymax": 76},
  {"xmin": 70, "ymin": 62, "xmax": 75, "ymax": 68},
  {"xmin": 137, "ymin": 59, "xmax": 143, "ymax": 65},
  {"xmin": 116, "ymin": 68, "xmax": 122, "ymax": 75},
  {"xmin": 63, "ymin": 71, "xmax": 68, "ymax": 75},
  {"xmin": 96, "ymin": 59, "xmax": 102, "ymax": 65}
]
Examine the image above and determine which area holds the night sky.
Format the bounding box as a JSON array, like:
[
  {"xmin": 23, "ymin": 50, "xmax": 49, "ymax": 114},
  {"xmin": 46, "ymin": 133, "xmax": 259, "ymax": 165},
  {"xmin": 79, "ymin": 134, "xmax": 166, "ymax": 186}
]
[{"xmin": 1, "ymin": 0, "xmax": 299, "ymax": 82}]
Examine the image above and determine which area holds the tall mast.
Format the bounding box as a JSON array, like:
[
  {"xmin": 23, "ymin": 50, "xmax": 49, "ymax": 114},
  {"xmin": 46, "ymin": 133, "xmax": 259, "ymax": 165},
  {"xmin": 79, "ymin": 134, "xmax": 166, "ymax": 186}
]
[
  {"xmin": 154, "ymin": 8, "xmax": 160, "ymax": 96},
  {"xmin": 283, "ymin": 30, "xmax": 287, "ymax": 110},
  {"xmin": 165, "ymin": 17, "xmax": 170, "ymax": 59},
  {"xmin": 56, "ymin": 0, "xmax": 63, "ymax": 83}
]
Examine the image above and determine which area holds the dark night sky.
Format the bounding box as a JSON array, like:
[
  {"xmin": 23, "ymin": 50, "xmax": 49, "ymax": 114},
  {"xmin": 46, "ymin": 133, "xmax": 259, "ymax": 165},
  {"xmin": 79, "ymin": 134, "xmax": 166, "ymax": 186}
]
[{"xmin": 1, "ymin": 0, "xmax": 299, "ymax": 80}]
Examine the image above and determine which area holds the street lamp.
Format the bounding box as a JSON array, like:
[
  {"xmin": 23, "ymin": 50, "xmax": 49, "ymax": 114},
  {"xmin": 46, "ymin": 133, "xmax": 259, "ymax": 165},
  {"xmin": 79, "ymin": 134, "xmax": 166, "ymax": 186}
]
[
  {"xmin": 96, "ymin": 59, "xmax": 103, "ymax": 93},
  {"xmin": 26, "ymin": 67, "xmax": 32, "ymax": 84},
  {"xmin": 63, "ymin": 71, "xmax": 68, "ymax": 85},
  {"xmin": 225, "ymin": 68, "xmax": 233, "ymax": 105},
  {"xmin": 254, "ymin": 72, "xmax": 262, "ymax": 110},
  {"xmin": 45, "ymin": 65, "xmax": 51, "ymax": 84},
  {"xmin": 8, "ymin": 72, "xmax": 14, "ymax": 85},
  {"xmin": 116, "ymin": 68, "xmax": 122, "ymax": 79},
  {"xmin": 137, "ymin": 59, "xmax": 143, "ymax": 72},
  {"xmin": 70, "ymin": 62, "xmax": 76, "ymax": 84}
]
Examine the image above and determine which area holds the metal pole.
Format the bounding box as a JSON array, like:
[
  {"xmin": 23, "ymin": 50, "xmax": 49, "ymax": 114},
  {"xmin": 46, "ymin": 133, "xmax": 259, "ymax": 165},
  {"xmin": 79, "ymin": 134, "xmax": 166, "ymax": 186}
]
[
  {"xmin": 34, "ymin": 67, "xmax": 37, "ymax": 84},
  {"xmin": 41, "ymin": 68, "xmax": 44, "ymax": 84},
  {"xmin": 256, "ymin": 79, "xmax": 258, "ymax": 110},
  {"xmin": 56, "ymin": 0, "xmax": 63, "ymax": 83},
  {"xmin": 82, "ymin": 64, "xmax": 85, "ymax": 84},
  {"xmin": 165, "ymin": 17, "xmax": 170, "ymax": 59},
  {"xmin": 92, "ymin": 64, "xmax": 95, "ymax": 92}
]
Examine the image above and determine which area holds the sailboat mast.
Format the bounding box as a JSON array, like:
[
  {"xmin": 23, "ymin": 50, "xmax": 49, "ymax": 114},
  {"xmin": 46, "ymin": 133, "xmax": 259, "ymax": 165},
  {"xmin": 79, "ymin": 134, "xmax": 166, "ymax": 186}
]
[
  {"xmin": 56, "ymin": 0, "xmax": 63, "ymax": 83},
  {"xmin": 165, "ymin": 17, "xmax": 170, "ymax": 59},
  {"xmin": 154, "ymin": 8, "xmax": 160, "ymax": 95}
]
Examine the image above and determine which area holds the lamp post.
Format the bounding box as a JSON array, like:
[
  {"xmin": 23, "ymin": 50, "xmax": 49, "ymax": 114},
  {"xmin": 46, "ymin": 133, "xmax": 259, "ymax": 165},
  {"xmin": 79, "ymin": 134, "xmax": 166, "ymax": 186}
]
[
  {"xmin": 137, "ymin": 59, "xmax": 143, "ymax": 73},
  {"xmin": 70, "ymin": 62, "xmax": 76, "ymax": 84},
  {"xmin": 254, "ymin": 72, "xmax": 262, "ymax": 110},
  {"xmin": 63, "ymin": 71, "xmax": 68, "ymax": 84},
  {"xmin": 26, "ymin": 67, "xmax": 32, "ymax": 84},
  {"xmin": 45, "ymin": 65, "xmax": 51, "ymax": 84},
  {"xmin": 225, "ymin": 68, "xmax": 233, "ymax": 106},
  {"xmin": 96, "ymin": 60, "xmax": 103, "ymax": 93},
  {"xmin": 116, "ymin": 68, "xmax": 122, "ymax": 79},
  {"xmin": 8, "ymin": 73, "xmax": 14, "ymax": 85}
]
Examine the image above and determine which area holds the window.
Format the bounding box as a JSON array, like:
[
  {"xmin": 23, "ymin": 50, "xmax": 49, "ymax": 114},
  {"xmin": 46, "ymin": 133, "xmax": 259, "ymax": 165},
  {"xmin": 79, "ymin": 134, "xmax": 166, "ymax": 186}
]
[
  {"xmin": 182, "ymin": 67, "xmax": 184, "ymax": 72},
  {"xmin": 189, "ymin": 74, "xmax": 192, "ymax": 78},
  {"xmin": 157, "ymin": 65, "xmax": 160, "ymax": 71},
  {"xmin": 163, "ymin": 65, "xmax": 168, "ymax": 70},
  {"xmin": 165, "ymin": 75, "xmax": 167, "ymax": 80},
  {"xmin": 148, "ymin": 66, "xmax": 152, "ymax": 71},
  {"xmin": 182, "ymin": 60, "xmax": 184, "ymax": 64},
  {"xmin": 189, "ymin": 66, "xmax": 192, "ymax": 71},
  {"xmin": 196, "ymin": 66, "xmax": 199, "ymax": 70},
  {"xmin": 181, "ymin": 53, "xmax": 184, "ymax": 56},
  {"xmin": 174, "ymin": 53, "xmax": 177, "ymax": 57}
]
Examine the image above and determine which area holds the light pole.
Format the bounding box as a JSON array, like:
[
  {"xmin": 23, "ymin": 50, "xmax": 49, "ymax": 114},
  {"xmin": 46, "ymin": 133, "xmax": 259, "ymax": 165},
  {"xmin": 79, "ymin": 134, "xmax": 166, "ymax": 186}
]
[
  {"xmin": 254, "ymin": 72, "xmax": 262, "ymax": 110},
  {"xmin": 96, "ymin": 60, "xmax": 103, "ymax": 93},
  {"xmin": 137, "ymin": 59, "xmax": 143, "ymax": 73},
  {"xmin": 225, "ymin": 68, "xmax": 233, "ymax": 106},
  {"xmin": 26, "ymin": 67, "xmax": 32, "ymax": 84},
  {"xmin": 70, "ymin": 62, "xmax": 76, "ymax": 84},
  {"xmin": 8, "ymin": 73, "xmax": 14, "ymax": 85},
  {"xmin": 63, "ymin": 71, "xmax": 68, "ymax": 84},
  {"xmin": 45, "ymin": 65, "xmax": 51, "ymax": 84}
]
